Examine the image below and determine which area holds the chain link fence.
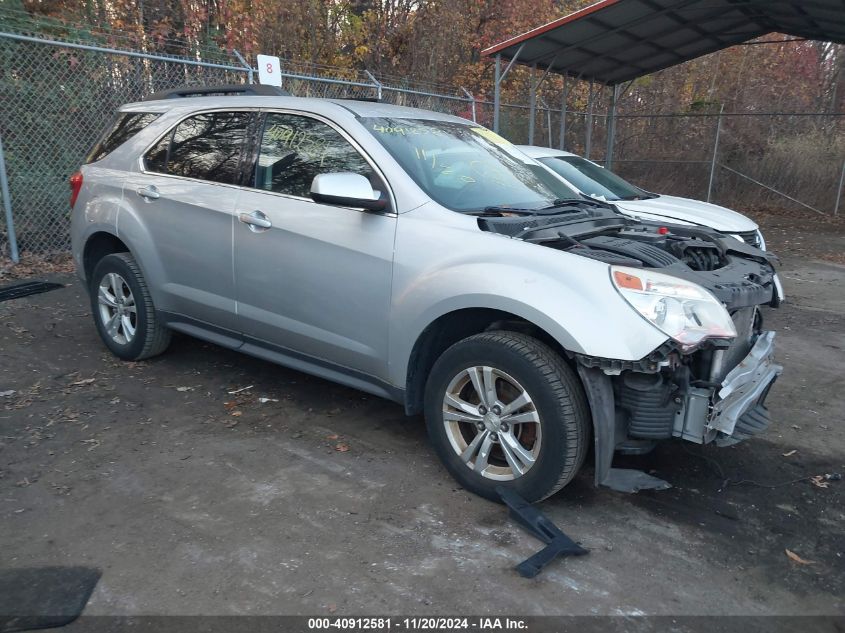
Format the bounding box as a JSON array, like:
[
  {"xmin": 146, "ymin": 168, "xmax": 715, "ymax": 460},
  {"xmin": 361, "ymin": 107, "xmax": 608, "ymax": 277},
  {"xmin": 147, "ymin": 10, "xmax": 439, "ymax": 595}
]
[{"xmin": 1, "ymin": 28, "xmax": 843, "ymax": 259}]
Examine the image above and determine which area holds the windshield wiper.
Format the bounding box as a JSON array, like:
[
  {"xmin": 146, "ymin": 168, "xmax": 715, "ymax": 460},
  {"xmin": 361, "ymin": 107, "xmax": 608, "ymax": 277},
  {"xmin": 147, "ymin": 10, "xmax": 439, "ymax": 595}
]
[
  {"xmin": 478, "ymin": 206, "xmax": 539, "ymax": 216},
  {"xmin": 541, "ymin": 198, "xmax": 607, "ymax": 210}
]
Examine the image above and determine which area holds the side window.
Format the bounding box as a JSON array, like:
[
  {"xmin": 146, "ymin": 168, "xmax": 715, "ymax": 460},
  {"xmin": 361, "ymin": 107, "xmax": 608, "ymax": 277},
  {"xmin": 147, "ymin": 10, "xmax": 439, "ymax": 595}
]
[
  {"xmin": 144, "ymin": 134, "xmax": 170, "ymax": 174},
  {"xmin": 255, "ymin": 113, "xmax": 379, "ymax": 199},
  {"xmin": 143, "ymin": 111, "xmax": 251, "ymax": 185},
  {"xmin": 86, "ymin": 112, "xmax": 161, "ymax": 163}
]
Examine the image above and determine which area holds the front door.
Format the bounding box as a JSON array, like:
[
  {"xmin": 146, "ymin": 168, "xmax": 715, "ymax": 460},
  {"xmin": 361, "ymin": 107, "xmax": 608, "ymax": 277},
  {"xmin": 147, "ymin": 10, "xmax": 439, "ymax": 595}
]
[{"xmin": 233, "ymin": 111, "xmax": 396, "ymax": 378}]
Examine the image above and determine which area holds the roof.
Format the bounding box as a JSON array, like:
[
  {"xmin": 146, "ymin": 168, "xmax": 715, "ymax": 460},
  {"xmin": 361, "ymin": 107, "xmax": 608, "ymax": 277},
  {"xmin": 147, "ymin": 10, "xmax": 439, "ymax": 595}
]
[
  {"xmin": 121, "ymin": 95, "xmax": 469, "ymax": 122},
  {"xmin": 482, "ymin": 0, "xmax": 845, "ymax": 85}
]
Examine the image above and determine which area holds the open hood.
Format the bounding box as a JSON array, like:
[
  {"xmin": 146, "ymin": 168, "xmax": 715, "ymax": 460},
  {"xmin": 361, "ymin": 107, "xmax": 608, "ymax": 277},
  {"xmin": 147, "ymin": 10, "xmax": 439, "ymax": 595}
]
[{"xmin": 613, "ymin": 195, "xmax": 758, "ymax": 233}]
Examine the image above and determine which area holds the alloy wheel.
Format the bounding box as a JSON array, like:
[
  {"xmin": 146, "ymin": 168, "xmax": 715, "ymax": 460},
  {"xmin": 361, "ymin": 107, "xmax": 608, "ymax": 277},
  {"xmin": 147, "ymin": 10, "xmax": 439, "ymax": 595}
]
[
  {"xmin": 442, "ymin": 366, "xmax": 542, "ymax": 481},
  {"xmin": 97, "ymin": 272, "xmax": 137, "ymax": 345}
]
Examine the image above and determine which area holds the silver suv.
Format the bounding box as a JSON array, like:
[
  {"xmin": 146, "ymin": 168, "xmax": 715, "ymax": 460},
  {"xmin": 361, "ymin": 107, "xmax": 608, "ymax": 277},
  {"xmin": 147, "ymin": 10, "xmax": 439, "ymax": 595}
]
[{"xmin": 71, "ymin": 88, "xmax": 783, "ymax": 501}]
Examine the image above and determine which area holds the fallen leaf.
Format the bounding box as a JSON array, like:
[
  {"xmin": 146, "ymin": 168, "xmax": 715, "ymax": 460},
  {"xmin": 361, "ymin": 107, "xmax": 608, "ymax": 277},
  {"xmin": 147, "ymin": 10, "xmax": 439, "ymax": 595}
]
[
  {"xmin": 223, "ymin": 401, "xmax": 238, "ymax": 410},
  {"xmin": 258, "ymin": 397, "xmax": 278, "ymax": 404},
  {"xmin": 782, "ymin": 450, "xmax": 797, "ymax": 457},
  {"xmin": 176, "ymin": 386, "xmax": 193, "ymax": 392},
  {"xmin": 230, "ymin": 411, "xmax": 242, "ymax": 417},
  {"xmin": 327, "ymin": 603, "xmax": 337, "ymax": 613},
  {"xmin": 785, "ymin": 549, "xmax": 814, "ymax": 565},
  {"xmin": 335, "ymin": 443, "xmax": 350, "ymax": 452},
  {"xmin": 70, "ymin": 378, "xmax": 95, "ymax": 386},
  {"xmin": 810, "ymin": 475, "xmax": 830, "ymax": 489},
  {"xmin": 326, "ymin": 434, "xmax": 339, "ymax": 440}
]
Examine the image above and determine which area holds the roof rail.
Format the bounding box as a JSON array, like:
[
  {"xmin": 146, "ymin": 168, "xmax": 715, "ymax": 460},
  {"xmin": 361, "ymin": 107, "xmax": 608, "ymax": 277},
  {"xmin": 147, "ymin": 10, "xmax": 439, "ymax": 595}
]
[{"xmin": 143, "ymin": 84, "xmax": 290, "ymax": 101}]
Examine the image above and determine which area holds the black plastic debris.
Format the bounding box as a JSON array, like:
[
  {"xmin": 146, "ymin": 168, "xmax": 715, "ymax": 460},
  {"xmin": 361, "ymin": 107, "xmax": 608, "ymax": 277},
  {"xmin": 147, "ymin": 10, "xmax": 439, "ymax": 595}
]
[
  {"xmin": 0, "ymin": 566, "xmax": 101, "ymax": 632},
  {"xmin": 0, "ymin": 281, "xmax": 64, "ymax": 302},
  {"xmin": 497, "ymin": 486, "xmax": 589, "ymax": 578}
]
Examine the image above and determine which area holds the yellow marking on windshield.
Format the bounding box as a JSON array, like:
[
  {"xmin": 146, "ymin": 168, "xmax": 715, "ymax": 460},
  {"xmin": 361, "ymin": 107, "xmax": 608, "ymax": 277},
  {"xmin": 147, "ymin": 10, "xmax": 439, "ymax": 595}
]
[{"xmin": 471, "ymin": 127, "xmax": 511, "ymax": 146}]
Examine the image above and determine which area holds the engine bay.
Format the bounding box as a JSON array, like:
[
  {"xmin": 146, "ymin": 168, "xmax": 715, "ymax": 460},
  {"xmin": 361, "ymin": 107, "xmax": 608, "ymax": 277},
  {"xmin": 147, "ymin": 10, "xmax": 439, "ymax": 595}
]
[{"xmin": 476, "ymin": 202, "xmax": 781, "ymax": 311}]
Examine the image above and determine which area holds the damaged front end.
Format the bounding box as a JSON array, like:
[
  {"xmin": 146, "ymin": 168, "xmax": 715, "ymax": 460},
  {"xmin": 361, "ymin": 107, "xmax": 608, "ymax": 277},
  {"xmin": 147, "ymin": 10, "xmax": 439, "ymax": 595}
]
[
  {"xmin": 576, "ymin": 321, "xmax": 782, "ymax": 493},
  {"xmin": 478, "ymin": 204, "xmax": 783, "ymax": 493}
]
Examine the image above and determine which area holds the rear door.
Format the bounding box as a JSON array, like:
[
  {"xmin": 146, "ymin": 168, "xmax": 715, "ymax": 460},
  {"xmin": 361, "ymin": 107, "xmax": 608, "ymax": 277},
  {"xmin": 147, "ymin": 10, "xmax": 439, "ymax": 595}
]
[
  {"xmin": 232, "ymin": 110, "xmax": 396, "ymax": 378},
  {"xmin": 122, "ymin": 110, "xmax": 254, "ymax": 331}
]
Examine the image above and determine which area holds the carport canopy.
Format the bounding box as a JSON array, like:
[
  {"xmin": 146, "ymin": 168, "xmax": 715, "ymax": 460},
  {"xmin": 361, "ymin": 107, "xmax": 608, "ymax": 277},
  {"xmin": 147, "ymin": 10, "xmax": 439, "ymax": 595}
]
[{"xmin": 482, "ymin": 0, "xmax": 845, "ymax": 86}]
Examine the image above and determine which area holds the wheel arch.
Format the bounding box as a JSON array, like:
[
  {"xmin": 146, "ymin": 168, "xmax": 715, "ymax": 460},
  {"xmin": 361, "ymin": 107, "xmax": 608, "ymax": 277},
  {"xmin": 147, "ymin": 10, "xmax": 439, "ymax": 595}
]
[
  {"xmin": 403, "ymin": 307, "xmax": 575, "ymax": 416},
  {"xmin": 82, "ymin": 231, "xmax": 130, "ymax": 282}
]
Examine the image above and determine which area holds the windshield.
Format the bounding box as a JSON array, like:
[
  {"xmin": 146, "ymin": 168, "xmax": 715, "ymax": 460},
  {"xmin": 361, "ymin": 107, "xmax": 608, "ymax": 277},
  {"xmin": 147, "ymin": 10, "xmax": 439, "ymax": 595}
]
[
  {"xmin": 538, "ymin": 156, "xmax": 651, "ymax": 201},
  {"xmin": 362, "ymin": 118, "xmax": 580, "ymax": 212}
]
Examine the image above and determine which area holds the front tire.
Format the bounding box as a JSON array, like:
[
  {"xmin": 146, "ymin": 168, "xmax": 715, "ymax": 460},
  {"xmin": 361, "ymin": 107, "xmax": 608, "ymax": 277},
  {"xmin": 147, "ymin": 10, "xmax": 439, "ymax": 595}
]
[
  {"xmin": 424, "ymin": 331, "xmax": 589, "ymax": 503},
  {"xmin": 89, "ymin": 253, "xmax": 171, "ymax": 361}
]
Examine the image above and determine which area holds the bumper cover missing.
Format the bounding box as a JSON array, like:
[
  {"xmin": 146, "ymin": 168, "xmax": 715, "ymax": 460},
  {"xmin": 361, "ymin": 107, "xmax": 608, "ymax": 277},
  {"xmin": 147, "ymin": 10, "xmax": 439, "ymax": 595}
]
[{"xmin": 709, "ymin": 330, "xmax": 782, "ymax": 444}]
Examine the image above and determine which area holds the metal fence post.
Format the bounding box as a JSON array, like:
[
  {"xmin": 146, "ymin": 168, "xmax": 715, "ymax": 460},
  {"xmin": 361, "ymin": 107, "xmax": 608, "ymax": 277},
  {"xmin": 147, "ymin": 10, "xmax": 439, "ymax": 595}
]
[
  {"xmin": 707, "ymin": 105, "xmax": 724, "ymax": 203},
  {"xmin": 493, "ymin": 55, "xmax": 501, "ymax": 133},
  {"xmin": 460, "ymin": 87, "xmax": 477, "ymax": 122},
  {"xmin": 0, "ymin": 133, "xmax": 19, "ymax": 263},
  {"xmin": 528, "ymin": 64, "xmax": 537, "ymax": 145},
  {"xmin": 605, "ymin": 83, "xmax": 619, "ymax": 169},
  {"xmin": 232, "ymin": 49, "xmax": 253, "ymax": 84},
  {"xmin": 364, "ymin": 70, "xmax": 382, "ymax": 101},
  {"xmin": 585, "ymin": 78, "xmax": 595, "ymax": 159},
  {"xmin": 537, "ymin": 97, "xmax": 552, "ymax": 147},
  {"xmin": 834, "ymin": 159, "xmax": 845, "ymax": 216},
  {"xmin": 559, "ymin": 73, "xmax": 568, "ymax": 150}
]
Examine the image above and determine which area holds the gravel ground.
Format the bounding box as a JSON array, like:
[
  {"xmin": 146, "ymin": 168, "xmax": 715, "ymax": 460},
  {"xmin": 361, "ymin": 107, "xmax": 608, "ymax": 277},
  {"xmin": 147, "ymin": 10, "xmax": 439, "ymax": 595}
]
[{"xmin": 1, "ymin": 214, "xmax": 843, "ymax": 617}]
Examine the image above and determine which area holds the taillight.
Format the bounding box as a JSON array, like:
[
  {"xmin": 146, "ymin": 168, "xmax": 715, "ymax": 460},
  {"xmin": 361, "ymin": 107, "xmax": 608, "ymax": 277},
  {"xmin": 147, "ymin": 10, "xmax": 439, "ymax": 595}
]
[{"xmin": 70, "ymin": 171, "xmax": 83, "ymax": 209}]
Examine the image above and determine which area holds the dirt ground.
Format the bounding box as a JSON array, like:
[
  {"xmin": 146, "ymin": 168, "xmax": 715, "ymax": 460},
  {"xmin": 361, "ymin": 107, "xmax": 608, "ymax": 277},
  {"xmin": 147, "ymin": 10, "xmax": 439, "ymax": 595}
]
[{"xmin": 1, "ymin": 210, "xmax": 843, "ymax": 617}]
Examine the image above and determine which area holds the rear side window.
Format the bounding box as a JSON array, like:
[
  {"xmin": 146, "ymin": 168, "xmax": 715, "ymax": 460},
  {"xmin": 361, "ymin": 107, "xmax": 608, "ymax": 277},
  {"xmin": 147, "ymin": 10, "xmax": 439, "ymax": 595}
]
[
  {"xmin": 86, "ymin": 112, "xmax": 161, "ymax": 163},
  {"xmin": 143, "ymin": 111, "xmax": 251, "ymax": 185}
]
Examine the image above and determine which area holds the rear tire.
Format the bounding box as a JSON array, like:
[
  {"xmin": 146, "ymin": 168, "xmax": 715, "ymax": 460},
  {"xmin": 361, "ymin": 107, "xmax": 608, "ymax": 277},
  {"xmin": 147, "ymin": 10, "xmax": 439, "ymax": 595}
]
[
  {"xmin": 89, "ymin": 253, "xmax": 171, "ymax": 361},
  {"xmin": 424, "ymin": 331, "xmax": 589, "ymax": 503}
]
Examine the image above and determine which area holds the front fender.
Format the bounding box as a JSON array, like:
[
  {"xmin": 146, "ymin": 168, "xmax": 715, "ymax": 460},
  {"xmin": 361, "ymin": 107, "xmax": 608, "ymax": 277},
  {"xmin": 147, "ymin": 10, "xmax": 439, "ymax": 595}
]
[{"xmin": 387, "ymin": 206, "xmax": 668, "ymax": 387}]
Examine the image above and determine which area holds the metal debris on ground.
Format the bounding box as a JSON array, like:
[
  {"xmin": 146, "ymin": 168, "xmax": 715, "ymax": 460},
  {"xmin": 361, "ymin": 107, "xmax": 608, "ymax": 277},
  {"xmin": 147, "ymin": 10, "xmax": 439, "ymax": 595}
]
[
  {"xmin": 0, "ymin": 281, "xmax": 63, "ymax": 302},
  {"xmin": 496, "ymin": 486, "xmax": 589, "ymax": 578}
]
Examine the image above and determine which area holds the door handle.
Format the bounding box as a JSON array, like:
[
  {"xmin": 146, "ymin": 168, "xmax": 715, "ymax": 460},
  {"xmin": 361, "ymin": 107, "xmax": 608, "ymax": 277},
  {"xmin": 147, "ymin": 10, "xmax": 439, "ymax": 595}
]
[
  {"xmin": 239, "ymin": 210, "xmax": 272, "ymax": 231},
  {"xmin": 136, "ymin": 185, "xmax": 160, "ymax": 200}
]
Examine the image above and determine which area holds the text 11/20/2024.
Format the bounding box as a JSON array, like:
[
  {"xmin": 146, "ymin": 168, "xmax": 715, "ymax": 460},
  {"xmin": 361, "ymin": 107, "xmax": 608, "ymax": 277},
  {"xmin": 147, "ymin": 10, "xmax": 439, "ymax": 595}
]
[{"xmin": 307, "ymin": 617, "xmax": 529, "ymax": 631}]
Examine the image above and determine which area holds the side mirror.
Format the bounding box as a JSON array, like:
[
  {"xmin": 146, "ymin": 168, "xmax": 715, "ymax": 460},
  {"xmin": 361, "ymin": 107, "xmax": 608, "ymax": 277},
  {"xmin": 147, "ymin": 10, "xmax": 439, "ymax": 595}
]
[{"xmin": 310, "ymin": 172, "xmax": 387, "ymax": 212}]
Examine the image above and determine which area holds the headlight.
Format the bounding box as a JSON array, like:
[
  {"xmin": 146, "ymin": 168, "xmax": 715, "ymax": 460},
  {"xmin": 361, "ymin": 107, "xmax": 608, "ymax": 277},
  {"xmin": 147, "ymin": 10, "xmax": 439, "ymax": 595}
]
[{"xmin": 611, "ymin": 266, "xmax": 736, "ymax": 350}]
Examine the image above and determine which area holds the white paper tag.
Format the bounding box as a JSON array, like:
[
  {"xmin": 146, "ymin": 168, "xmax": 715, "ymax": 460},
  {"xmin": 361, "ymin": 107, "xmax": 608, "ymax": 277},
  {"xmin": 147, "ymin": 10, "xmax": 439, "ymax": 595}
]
[{"xmin": 257, "ymin": 54, "xmax": 282, "ymax": 87}]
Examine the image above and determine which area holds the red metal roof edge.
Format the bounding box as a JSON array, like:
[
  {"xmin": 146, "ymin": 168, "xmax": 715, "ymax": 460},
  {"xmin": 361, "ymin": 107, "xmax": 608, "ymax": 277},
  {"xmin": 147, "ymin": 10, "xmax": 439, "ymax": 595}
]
[{"xmin": 481, "ymin": 0, "xmax": 621, "ymax": 57}]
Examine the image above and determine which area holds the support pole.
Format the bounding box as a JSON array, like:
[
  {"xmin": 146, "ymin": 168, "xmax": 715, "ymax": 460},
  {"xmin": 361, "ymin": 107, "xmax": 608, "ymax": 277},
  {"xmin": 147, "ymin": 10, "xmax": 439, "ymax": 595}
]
[
  {"xmin": 605, "ymin": 83, "xmax": 620, "ymax": 169},
  {"xmin": 460, "ymin": 87, "xmax": 477, "ymax": 122},
  {"xmin": 492, "ymin": 44, "xmax": 524, "ymax": 135},
  {"xmin": 232, "ymin": 49, "xmax": 254, "ymax": 85},
  {"xmin": 528, "ymin": 64, "xmax": 537, "ymax": 145},
  {"xmin": 559, "ymin": 74, "xmax": 568, "ymax": 150},
  {"xmin": 494, "ymin": 54, "xmax": 501, "ymax": 133},
  {"xmin": 585, "ymin": 78, "xmax": 595, "ymax": 159},
  {"xmin": 707, "ymin": 105, "xmax": 724, "ymax": 203},
  {"xmin": 546, "ymin": 100, "xmax": 553, "ymax": 147},
  {"xmin": 0, "ymin": 133, "xmax": 19, "ymax": 264},
  {"xmin": 834, "ymin": 159, "xmax": 845, "ymax": 216},
  {"xmin": 364, "ymin": 70, "xmax": 383, "ymax": 101}
]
